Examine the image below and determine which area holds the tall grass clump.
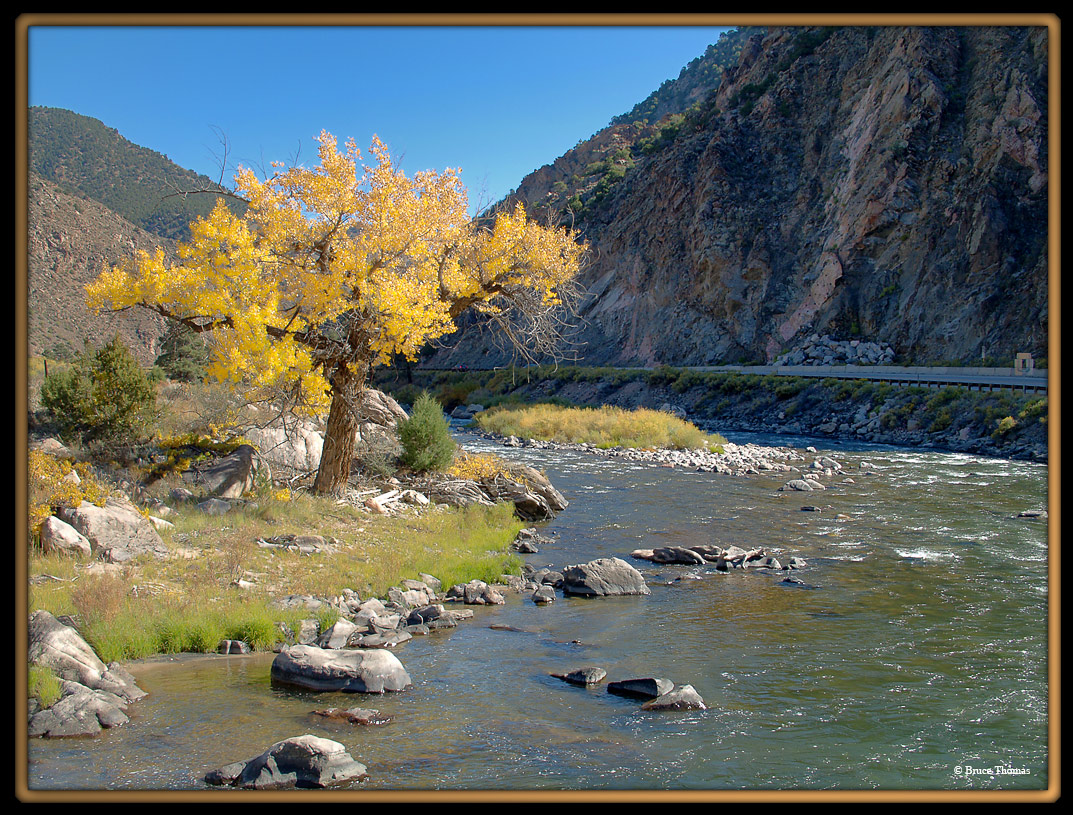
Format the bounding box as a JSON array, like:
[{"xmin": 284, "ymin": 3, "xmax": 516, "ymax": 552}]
[
  {"xmin": 29, "ymin": 666, "xmax": 63, "ymax": 709},
  {"xmin": 477, "ymin": 403, "xmax": 726, "ymax": 451}
]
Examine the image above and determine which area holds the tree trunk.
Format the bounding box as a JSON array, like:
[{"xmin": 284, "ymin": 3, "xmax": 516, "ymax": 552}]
[{"xmin": 312, "ymin": 367, "xmax": 361, "ymax": 495}]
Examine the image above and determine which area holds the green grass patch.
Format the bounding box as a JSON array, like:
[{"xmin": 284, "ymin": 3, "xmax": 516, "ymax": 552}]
[{"xmin": 27, "ymin": 491, "xmax": 524, "ymax": 662}]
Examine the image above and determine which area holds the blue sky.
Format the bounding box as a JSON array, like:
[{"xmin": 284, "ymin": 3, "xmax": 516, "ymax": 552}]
[{"xmin": 27, "ymin": 20, "xmax": 734, "ymax": 212}]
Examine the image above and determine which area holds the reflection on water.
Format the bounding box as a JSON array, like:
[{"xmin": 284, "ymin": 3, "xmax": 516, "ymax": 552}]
[{"xmin": 27, "ymin": 433, "xmax": 1050, "ymax": 792}]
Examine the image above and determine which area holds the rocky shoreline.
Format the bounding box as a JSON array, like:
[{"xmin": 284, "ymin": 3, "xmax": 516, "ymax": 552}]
[
  {"xmin": 426, "ymin": 370, "xmax": 1049, "ymax": 465},
  {"xmin": 28, "ymin": 530, "xmax": 728, "ymax": 788},
  {"xmin": 471, "ymin": 426, "xmax": 810, "ymax": 476}
]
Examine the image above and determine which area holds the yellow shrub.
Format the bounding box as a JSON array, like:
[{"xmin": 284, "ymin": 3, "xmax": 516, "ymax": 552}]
[
  {"xmin": 447, "ymin": 450, "xmax": 515, "ymax": 482},
  {"xmin": 28, "ymin": 449, "xmax": 110, "ymax": 543}
]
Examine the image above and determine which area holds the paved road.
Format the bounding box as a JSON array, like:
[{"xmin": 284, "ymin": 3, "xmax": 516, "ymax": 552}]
[
  {"xmin": 428, "ymin": 363, "xmax": 1048, "ymax": 394},
  {"xmin": 689, "ymin": 364, "xmax": 1048, "ymax": 394}
]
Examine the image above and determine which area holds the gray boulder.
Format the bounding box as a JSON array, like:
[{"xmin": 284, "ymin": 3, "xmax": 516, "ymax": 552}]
[
  {"xmin": 607, "ymin": 677, "xmax": 674, "ymax": 700},
  {"xmin": 561, "ymin": 557, "xmax": 650, "ymax": 597},
  {"xmin": 531, "ymin": 585, "xmax": 556, "ymax": 605},
  {"xmin": 317, "ymin": 619, "xmax": 361, "ymax": 650},
  {"xmin": 39, "ymin": 516, "xmax": 92, "ymax": 558},
  {"xmin": 651, "ymin": 546, "xmax": 707, "ymax": 565},
  {"xmin": 641, "ymin": 684, "xmax": 707, "ymax": 711},
  {"xmin": 193, "ymin": 444, "xmax": 266, "ymax": 499},
  {"xmin": 27, "ymin": 610, "xmax": 146, "ymax": 737},
  {"xmin": 27, "ymin": 680, "xmax": 133, "ymax": 737},
  {"xmin": 57, "ymin": 495, "xmax": 169, "ymax": 562},
  {"xmin": 204, "ymin": 734, "xmax": 367, "ymax": 789},
  {"xmin": 358, "ymin": 388, "xmax": 409, "ymax": 427},
  {"xmin": 463, "ymin": 580, "xmax": 505, "ymax": 605},
  {"xmin": 551, "ymin": 667, "xmax": 607, "ymax": 686},
  {"xmin": 241, "ymin": 417, "xmax": 324, "ymax": 475},
  {"xmin": 270, "ymin": 644, "xmax": 412, "ymax": 693},
  {"xmin": 28, "ymin": 611, "xmax": 145, "ymax": 703}
]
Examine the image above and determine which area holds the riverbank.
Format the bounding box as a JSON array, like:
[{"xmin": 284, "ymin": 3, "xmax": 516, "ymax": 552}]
[
  {"xmin": 374, "ymin": 366, "xmax": 1049, "ymax": 462},
  {"xmin": 26, "ymin": 431, "xmax": 1051, "ymax": 792}
]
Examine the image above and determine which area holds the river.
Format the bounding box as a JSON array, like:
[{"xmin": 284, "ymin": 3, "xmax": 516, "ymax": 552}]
[{"xmin": 26, "ymin": 430, "xmax": 1051, "ymax": 793}]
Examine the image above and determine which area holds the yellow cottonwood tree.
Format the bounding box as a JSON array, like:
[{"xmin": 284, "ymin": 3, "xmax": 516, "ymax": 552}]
[{"xmin": 87, "ymin": 131, "xmax": 584, "ymax": 494}]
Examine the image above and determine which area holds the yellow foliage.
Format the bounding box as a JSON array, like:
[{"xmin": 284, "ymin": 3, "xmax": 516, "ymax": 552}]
[
  {"xmin": 87, "ymin": 131, "xmax": 583, "ymax": 429},
  {"xmin": 447, "ymin": 450, "xmax": 516, "ymax": 482},
  {"xmin": 27, "ymin": 449, "xmax": 110, "ymax": 542}
]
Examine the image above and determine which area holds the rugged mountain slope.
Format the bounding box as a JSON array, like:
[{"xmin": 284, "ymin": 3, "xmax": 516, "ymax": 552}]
[
  {"xmin": 27, "ymin": 172, "xmax": 171, "ymax": 364},
  {"xmin": 431, "ymin": 25, "xmax": 1049, "ymax": 369},
  {"xmin": 29, "ymin": 106, "xmax": 242, "ymax": 243}
]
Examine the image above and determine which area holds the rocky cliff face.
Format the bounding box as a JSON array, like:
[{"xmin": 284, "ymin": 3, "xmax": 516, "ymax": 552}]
[{"xmin": 432, "ymin": 25, "xmax": 1049, "ymax": 369}]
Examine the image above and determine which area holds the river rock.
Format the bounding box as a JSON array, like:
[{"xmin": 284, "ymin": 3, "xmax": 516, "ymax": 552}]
[
  {"xmin": 406, "ymin": 604, "xmax": 448, "ymax": 626},
  {"xmin": 27, "ymin": 680, "xmax": 134, "ymax": 738},
  {"xmin": 561, "ymin": 557, "xmax": 650, "ymax": 597},
  {"xmin": 532, "ymin": 585, "xmax": 556, "ymax": 604},
  {"xmin": 354, "ymin": 630, "xmax": 412, "ymax": 649},
  {"xmin": 607, "ymin": 677, "xmax": 674, "ymax": 699},
  {"xmin": 28, "ymin": 611, "xmax": 145, "ymax": 703},
  {"xmin": 462, "ymin": 580, "xmax": 505, "ymax": 605},
  {"xmin": 270, "ymin": 644, "xmax": 412, "ymax": 693},
  {"xmin": 217, "ymin": 639, "xmax": 251, "ymax": 655},
  {"xmin": 204, "ymin": 734, "xmax": 368, "ymax": 789},
  {"xmin": 640, "ymin": 684, "xmax": 707, "ymax": 711},
  {"xmin": 28, "ymin": 610, "xmax": 146, "ymax": 738},
  {"xmin": 650, "ymin": 546, "xmax": 708, "ymax": 565},
  {"xmin": 313, "ymin": 707, "xmax": 392, "ymax": 725},
  {"xmin": 317, "ymin": 619, "xmax": 361, "ymax": 650},
  {"xmin": 479, "ymin": 461, "xmax": 570, "ymax": 521},
  {"xmin": 551, "ymin": 667, "xmax": 607, "ymax": 686}
]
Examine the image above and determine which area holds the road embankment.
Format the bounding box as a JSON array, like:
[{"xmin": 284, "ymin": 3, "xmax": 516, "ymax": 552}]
[{"xmin": 376, "ymin": 366, "xmax": 1049, "ymax": 462}]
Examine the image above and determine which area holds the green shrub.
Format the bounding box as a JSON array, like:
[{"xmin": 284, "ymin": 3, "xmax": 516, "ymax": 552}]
[
  {"xmin": 397, "ymin": 392, "xmax": 457, "ymax": 472},
  {"xmin": 40, "ymin": 336, "xmax": 157, "ymax": 446}
]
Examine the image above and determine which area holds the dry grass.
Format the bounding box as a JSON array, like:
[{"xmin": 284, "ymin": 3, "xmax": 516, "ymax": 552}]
[{"xmin": 476, "ymin": 403, "xmax": 726, "ymax": 451}]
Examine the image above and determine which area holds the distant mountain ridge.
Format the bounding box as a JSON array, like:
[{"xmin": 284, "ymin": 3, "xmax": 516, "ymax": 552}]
[{"xmin": 28, "ymin": 106, "xmax": 242, "ymax": 243}]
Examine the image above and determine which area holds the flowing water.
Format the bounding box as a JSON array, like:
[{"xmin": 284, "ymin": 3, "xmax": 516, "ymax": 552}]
[{"xmin": 26, "ymin": 431, "xmax": 1051, "ymax": 793}]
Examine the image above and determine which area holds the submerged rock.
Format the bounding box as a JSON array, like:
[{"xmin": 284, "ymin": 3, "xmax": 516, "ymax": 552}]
[{"xmin": 312, "ymin": 707, "xmax": 392, "ymax": 725}]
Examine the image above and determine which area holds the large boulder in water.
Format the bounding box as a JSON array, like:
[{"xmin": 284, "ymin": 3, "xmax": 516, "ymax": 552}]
[
  {"xmin": 270, "ymin": 644, "xmax": 412, "ymax": 692},
  {"xmin": 204, "ymin": 734, "xmax": 368, "ymax": 789},
  {"xmin": 561, "ymin": 557, "xmax": 650, "ymax": 597},
  {"xmin": 27, "ymin": 610, "xmax": 146, "ymax": 737}
]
